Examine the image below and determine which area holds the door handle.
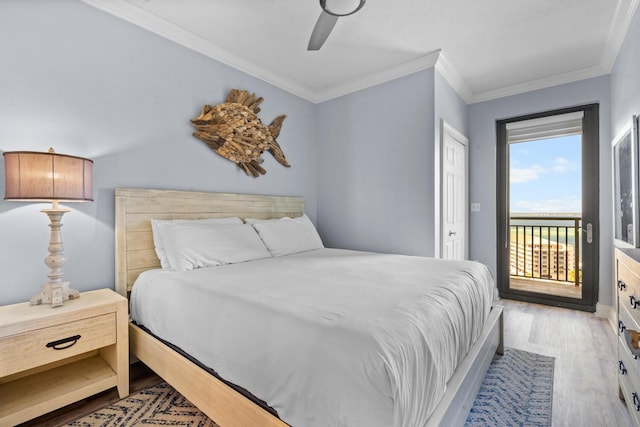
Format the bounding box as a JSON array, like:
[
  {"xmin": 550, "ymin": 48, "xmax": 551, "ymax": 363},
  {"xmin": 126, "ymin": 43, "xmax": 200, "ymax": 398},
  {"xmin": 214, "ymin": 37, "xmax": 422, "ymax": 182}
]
[
  {"xmin": 448, "ymin": 231, "xmax": 457, "ymax": 236},
  {"xmin": 582, "ymin": 222, "xmax": 593, "ymax": 244}
]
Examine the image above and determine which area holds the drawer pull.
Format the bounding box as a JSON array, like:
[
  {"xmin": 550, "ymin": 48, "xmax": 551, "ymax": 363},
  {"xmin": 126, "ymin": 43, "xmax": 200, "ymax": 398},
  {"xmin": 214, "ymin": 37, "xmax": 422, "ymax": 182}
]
[
  {"xmin": 620, "ymin": 280, "xmax": 628, "ymax": 291},
  {"xmin": 631, "ymin": 295, "xmax": 640, "ymax": 309},
  {"xmin": 46, "ymin": 335, "xmax": 81, "ymax": 350},
  {"xmin": 620, "ymin": 320, "xmax": 627, "ymax": 333},
  {"xmin": 634, "ymin": 392, "xmax": 640, "ymax": 411},
  {"xmin": 620, "ymin": 360, "xmax": 628, "ymax": 375}
]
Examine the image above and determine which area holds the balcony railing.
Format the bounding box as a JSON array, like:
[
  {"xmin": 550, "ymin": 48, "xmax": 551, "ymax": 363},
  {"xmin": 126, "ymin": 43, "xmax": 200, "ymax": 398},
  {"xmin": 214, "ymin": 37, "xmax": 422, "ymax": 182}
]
[{"xmin": 510, "ymin": 215, "xmax": 581, "ymax": 286}]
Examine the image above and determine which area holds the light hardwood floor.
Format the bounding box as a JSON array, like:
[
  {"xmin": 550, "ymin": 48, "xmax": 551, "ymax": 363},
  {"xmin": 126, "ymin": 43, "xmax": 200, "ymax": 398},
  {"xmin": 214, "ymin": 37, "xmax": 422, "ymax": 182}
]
[{"xmin": 501, "ymin": 298, "xmax": 632, "ymax": 426}]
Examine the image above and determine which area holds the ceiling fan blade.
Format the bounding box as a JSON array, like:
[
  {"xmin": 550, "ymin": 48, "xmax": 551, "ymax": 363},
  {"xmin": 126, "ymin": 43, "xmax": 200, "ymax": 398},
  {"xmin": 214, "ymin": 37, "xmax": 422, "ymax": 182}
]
[{"xmin": 307, "ymin": 11, "xmax": 339, "ymax": 51}]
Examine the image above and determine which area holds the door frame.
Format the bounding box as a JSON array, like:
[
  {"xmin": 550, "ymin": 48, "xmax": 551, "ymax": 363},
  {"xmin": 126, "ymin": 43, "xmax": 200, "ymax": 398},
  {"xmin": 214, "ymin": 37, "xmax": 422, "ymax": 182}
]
[
  {"xmin": 496, "ymin": 104, "xmax": 599, "ymax": 312},
  {"xmin": 440, "ymin": 119, "xmax": 469, "ymax": 260}
]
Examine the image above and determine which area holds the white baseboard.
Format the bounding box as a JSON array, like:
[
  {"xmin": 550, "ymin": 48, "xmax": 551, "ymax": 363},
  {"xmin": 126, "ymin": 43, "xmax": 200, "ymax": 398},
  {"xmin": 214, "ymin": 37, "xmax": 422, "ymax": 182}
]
[{"xmin": 595, "ymin": 303, "xmax": 617, "ymax": 334}]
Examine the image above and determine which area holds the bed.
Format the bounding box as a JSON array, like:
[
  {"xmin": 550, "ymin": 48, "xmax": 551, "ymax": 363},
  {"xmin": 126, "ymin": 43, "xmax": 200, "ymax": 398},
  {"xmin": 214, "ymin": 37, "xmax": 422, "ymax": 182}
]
[{"xmin": 115, "ymin": 188, "xmax": 503, "ymax": 427}]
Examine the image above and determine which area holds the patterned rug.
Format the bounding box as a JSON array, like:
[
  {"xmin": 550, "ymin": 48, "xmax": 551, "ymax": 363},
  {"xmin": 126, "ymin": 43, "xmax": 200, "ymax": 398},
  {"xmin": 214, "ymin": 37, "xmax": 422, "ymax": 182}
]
[
  {"xmin": 465, "ymin": 348, "xmax": 555, "ymax": 426},
  {"xmin": 69, "ymin": 347, "xmax": 553, "ymax": 427},
  {"xmin": 68, "ymin": 383, "xmax": 218, "ymax": 426}
]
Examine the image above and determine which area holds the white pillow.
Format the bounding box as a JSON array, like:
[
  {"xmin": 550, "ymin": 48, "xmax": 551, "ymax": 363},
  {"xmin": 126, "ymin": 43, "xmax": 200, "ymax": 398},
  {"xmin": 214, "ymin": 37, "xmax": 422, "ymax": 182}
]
[
  {"xmin": 247, "ymin": 215, "xmax": 324, "ymax": 257},
  {"xmin": 151, "ymin": 217, "xmax": 243, "ymax": 269},
  {"xmin": 161, "ymin": 223, "xmax": 271, "ymax": 272}
]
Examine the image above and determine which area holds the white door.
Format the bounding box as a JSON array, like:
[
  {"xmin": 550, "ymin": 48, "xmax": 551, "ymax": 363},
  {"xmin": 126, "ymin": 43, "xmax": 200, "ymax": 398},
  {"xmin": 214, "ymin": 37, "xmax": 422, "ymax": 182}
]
[{"xmin": 441, "ymin": 121, "xmax": 469, "ymax": 260}]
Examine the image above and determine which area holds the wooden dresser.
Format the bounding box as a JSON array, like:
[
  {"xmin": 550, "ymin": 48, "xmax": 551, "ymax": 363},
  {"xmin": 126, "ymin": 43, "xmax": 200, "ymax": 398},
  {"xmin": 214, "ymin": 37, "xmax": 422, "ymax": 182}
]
[
  {"xmin": 617, "ymin": 247, "xmax": 640, "ymax": 425},
  {"xmin": 0, "ymin": 289, "xmax": 128, "ymax": 426}
]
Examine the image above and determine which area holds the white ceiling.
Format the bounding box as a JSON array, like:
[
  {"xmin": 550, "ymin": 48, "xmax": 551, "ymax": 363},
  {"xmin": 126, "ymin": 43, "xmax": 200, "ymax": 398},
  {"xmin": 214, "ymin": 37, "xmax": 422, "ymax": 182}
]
[{"xmin": 84, "ymin": 0, "xmax": 639, "ymax": 104}]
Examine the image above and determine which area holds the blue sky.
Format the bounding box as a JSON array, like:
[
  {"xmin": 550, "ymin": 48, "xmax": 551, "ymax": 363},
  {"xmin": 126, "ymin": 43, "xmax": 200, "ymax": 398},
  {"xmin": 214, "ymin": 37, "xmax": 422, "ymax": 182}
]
[{"xmin": 509, "ymin": 135, "xmax": 582, "ymax": 213}]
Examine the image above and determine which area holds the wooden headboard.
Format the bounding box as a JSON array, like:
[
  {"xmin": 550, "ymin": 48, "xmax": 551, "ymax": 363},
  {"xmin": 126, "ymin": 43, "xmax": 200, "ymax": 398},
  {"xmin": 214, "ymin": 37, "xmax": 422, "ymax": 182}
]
[{"xmin": 114, "ymin": 188, "xmax": 304, "ymax": 297}]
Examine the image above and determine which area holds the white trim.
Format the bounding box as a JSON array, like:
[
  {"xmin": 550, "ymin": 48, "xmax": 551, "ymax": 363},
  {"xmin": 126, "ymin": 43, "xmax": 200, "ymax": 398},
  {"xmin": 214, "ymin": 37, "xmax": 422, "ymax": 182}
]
[
  {"xmin": 439, "ymin": 120, "xmax": 470, "ymax": 260},
  {"xmin": 469, "ymin": 64, "xmax": 610, "ymax": 104},
  {"xmin": 595, "ymin": 303, "xmax": 617, "ymax": 334},
  {"xmin": 434, "ymin": 53, "xmax": 474, "ymax": 104},
  {"xmin": 312, "ymin": 50, "xmax": 441, "ymax": 103},
  {"xmin": 601, "ymin": 0, "xmax": 640, "ymax": 72}
]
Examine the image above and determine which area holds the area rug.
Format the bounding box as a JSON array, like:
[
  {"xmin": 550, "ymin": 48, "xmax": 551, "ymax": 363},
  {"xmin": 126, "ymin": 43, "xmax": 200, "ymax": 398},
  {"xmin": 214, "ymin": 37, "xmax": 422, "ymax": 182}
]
[
  {"xmin": 67, "ymin": 383, "xmax": 219, "ymax": 426},
  {"xmin": 69, "ymin": 347, "xmax": 553, "ymax": 427},
  {"xmin": 465, "ymin": 347, "xmax": 555, "ymax": 426}
]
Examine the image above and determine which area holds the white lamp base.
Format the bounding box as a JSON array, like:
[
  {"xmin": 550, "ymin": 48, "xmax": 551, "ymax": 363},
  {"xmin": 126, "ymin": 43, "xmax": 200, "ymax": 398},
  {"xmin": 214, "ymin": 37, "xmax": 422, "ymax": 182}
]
[
  {"xmin": 31, "ymin": 205, "xmax": 80, "ymax": 308},
  {"xmin": 30, "ymin": 282, "xmax": 80, "ymax": 308}
]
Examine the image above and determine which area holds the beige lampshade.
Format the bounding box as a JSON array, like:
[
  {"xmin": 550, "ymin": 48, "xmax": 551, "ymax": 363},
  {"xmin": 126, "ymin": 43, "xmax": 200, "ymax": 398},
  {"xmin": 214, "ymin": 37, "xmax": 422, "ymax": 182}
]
[{"xmin": 3, "ymin": 150, "xmax": 93, "ymax": 202}]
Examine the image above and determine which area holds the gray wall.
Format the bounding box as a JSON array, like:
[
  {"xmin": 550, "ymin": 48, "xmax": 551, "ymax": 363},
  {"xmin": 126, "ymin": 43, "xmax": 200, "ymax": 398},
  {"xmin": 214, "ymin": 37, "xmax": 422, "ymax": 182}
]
[
  {"xmin": 316, "ymin": 69, "xmax": 436, "ymax": 256},
  {"xmin": 315, "ymin": 66, "xmax": 468, "ymax": 259},
  {"xmin": 611, "ymin": 3, "xmax": 640, "ymax": 139},
  {"xmin": 0, "ymin": 0, "xmax": 318, "ymax": 305},
  {"xmin": 434, "ymin": 70, "xmax": 469, "ymax": 138},
  {"xmin": 468, "ymin": 75, "xmax": 613, "ymax": 306},
  {"xmin": 610, "ymin": 6, "xmax": 640, "ymax": 305}
]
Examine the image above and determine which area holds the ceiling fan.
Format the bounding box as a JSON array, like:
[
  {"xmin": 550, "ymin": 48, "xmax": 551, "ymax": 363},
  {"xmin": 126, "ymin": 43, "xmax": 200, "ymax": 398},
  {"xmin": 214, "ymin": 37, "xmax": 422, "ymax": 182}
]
[{"xmin": 307, "ymin": 0, "xmax": 367, "ymax": 51}]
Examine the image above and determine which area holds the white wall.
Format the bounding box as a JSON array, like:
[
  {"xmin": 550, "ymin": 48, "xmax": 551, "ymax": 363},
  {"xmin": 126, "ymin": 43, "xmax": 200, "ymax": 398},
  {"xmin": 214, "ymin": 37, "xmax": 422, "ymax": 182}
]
[
  {"xmin": 468, "ymin": 75, "xmax": 613, "ymax": 306},
  {"xmin": 0, "ymin": 0, "xmax": 318, "ymax": 305}
]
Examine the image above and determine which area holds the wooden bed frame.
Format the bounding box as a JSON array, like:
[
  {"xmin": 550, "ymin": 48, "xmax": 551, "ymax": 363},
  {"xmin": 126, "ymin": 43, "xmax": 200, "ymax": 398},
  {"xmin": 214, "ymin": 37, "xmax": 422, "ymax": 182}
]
[{"xmin": 114, "ymin": 187, "xmax": 503, "ymax": 427}]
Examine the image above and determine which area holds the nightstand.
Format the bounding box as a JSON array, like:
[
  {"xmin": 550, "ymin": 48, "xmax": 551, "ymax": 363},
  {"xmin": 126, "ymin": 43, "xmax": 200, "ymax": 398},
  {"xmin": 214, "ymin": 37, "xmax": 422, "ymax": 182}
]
[{"xmin": 0, "ymin": 288, "xmax": 128, "ymax": 426}]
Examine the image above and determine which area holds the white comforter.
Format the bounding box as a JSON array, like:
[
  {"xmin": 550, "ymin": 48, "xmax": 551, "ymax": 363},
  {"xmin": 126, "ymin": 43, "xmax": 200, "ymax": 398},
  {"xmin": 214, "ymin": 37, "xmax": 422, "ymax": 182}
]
[{"xmin": 130, "ymin": 248, "xmax": 495, "ymax": 427}]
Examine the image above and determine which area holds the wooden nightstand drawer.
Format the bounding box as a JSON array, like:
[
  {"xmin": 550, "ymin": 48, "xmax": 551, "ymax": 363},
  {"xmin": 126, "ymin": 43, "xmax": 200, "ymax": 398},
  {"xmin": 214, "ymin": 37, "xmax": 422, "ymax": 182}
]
[{"xmin": 0, "ymin": 313, "xmax": 116, "ymax": 377}]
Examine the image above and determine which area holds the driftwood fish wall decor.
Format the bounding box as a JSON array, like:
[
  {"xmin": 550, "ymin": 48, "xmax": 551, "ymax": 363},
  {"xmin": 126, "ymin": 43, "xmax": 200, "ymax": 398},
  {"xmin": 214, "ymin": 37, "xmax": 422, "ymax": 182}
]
[{"xmin": 190, "ymin": 89, "xmax": 290, "ymax": 177}]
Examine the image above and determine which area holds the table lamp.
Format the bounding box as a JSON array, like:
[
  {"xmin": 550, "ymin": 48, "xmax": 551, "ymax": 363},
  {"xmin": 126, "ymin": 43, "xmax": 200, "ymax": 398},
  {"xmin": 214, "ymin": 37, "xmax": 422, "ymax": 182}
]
[{"xmin": 3, "ymin": 148, "xmax": 93, "ymax": 307}]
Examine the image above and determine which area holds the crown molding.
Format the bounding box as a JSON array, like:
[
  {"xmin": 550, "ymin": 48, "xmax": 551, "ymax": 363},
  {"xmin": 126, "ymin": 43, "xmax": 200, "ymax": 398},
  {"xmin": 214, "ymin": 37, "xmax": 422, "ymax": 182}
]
[
  {"xmin": 312, "ymin": 50, "xmax": 442, "ymax": 103},
  {"xmin": 601, "ymin": 0, "xmax": 640, "ymax": 72},
  {"xmin": 468, "ymin": 64, "xmax": 610, "ymax": 104},
  {"xmin": 434, "ymin": 53, "xmax": 473, "ymax": 104}
]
